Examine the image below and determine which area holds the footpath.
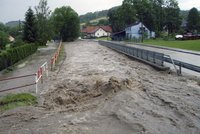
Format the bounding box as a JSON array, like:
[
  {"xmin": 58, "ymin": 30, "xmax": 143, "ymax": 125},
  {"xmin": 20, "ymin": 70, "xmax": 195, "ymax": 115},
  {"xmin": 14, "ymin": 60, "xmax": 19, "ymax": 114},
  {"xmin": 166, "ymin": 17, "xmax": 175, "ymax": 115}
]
[{"xmin": 0, "ymin": 42, "xmax": 57, "ymax": 95}]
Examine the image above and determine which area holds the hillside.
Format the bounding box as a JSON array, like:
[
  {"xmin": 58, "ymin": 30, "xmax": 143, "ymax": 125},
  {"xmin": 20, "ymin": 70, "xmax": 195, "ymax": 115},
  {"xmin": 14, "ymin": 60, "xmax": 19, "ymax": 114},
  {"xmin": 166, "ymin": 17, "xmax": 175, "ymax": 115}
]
[
  {"xmin": 180, "ymin": 10, "xmax": 189, "ymax": 20},
  {"xmin": 80, "ymin": 10, "xmax": 108, "ymax": 23},
  {"xmin": 5, "ymin": 21, "xmax": 24, "ymax": 27}
]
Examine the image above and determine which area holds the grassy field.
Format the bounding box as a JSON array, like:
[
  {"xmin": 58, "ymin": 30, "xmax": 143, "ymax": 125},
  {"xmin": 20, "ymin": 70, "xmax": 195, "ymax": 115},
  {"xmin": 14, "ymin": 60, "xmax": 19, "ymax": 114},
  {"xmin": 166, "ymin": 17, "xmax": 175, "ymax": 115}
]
[
  {"xmin": 0, "ymin": 93, "xmax": 37, "ymax": 112},
  {"xmin": 96, "ymin": 37, "xmax": 111, "ymax": 41},
  {"xmin": 143, "ymin": 39, "xmax": 200, "ymax": 51},
  {"xmin": 80, "ymin": 17, "xmax": 108, "ymax": 26},
  {"xmin": 89, "ymin": 17, "xmax": 108, "ymax": 23}
]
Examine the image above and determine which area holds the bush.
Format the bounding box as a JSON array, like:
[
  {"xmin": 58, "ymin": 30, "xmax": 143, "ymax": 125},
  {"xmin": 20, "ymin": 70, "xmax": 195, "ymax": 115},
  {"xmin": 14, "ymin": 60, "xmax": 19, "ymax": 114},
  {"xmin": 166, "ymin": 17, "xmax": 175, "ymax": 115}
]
[
  {"xmin": 0, "ymin": 44, "xmax": 37, "ymax": 71},
  {"xmin": 10, "ymin": 39, "xmax": 25, "ymax": 48},
  {"xmin": 0, "ymin": 31, "xmax": 9, "ymax": 50}
]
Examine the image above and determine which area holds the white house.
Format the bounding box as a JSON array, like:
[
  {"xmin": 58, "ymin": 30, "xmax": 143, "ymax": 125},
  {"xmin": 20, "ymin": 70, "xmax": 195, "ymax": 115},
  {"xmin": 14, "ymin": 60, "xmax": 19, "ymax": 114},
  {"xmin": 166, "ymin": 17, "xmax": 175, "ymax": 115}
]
[
  {"xmin": 94, "ymin": 27, "xmax": 108, "ymax": 37},
  {"xmin": 8, "ymin": 35, "xmax": 15, "ymax": 42},
  {"xmin": 81, "ymin": 26, "xmax": 112, "ymax": 38},
  {"xmin": 125, "ymin": 22, "xmax": 155, "ymax": 39}
]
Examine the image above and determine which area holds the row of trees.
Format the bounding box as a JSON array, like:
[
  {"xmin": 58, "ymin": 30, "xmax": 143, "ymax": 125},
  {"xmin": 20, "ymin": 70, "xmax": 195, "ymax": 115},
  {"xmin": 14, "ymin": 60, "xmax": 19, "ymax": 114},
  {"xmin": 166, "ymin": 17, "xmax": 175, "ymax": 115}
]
[
  {"xmin": 108, "ymin": 0, "xmax": 182, "ymax": 36},
  {"xmin": 0, "ymin": 22, "xmax": 23, "ymax": 49},
  {"xmin": 0, "ymin": 0, "xmax": 80, "ymax": 49},
  {"xmin": 80, "ymin": 10, "xmax": 108, "ymax": 23},
  {"xmin": 23, "ymin": 0, "xmax": 80, "ymax": 44},
  {"xmin": 108, "ymin": 0, "xmax": 200, "ymax": 36},
  {"xmin": 187, "ymin": 7, "xmax": 200, "ymax": 33}
]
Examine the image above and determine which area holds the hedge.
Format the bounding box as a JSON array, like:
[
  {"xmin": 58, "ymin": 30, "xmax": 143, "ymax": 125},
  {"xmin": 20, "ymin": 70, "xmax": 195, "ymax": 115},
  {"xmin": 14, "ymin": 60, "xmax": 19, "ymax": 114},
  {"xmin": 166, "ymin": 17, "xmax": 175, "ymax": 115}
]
[{"xmin": 0, "ymin": 44, "xmax": 37, "ymax": 71}]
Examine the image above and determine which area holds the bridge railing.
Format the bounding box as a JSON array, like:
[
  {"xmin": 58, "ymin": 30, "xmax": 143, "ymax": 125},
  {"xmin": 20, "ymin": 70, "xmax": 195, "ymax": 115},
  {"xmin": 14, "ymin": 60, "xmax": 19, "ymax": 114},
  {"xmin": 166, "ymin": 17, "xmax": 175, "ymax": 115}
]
[
  {"xmin": 99, "ymin": 41, "xmax": 168, "ymax": 70},
  {"xmin": 164, "ymin": 56, "xmax": 200, "ymax": 74},
  {"xmin": 99, "ymin": 41, "xmax": 200, "ymax": 75}
]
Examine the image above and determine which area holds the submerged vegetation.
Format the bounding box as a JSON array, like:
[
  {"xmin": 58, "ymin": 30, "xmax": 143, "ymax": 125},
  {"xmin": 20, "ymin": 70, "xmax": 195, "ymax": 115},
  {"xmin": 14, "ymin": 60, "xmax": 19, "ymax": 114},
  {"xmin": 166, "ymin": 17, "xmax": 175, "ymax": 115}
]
[{"xmin": 0, "ymin": 93, "xmax": 37, "ymax": 112}]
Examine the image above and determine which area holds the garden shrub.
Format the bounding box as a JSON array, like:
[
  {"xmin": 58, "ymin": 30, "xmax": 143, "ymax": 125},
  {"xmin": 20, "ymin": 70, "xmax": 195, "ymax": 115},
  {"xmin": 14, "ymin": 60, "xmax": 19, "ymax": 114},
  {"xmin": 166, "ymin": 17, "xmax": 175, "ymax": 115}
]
[{"xmin": 0, "ymin": 44, "xmax": 37, "ymax": 71}]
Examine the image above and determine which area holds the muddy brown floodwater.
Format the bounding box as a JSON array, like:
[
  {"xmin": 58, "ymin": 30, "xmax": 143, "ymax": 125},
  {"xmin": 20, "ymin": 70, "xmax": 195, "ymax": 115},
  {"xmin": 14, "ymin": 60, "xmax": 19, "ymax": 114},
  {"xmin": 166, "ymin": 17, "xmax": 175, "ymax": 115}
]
[{"xmin": 1, "ymin": 40, "xmax": 200, "ymax": 134}]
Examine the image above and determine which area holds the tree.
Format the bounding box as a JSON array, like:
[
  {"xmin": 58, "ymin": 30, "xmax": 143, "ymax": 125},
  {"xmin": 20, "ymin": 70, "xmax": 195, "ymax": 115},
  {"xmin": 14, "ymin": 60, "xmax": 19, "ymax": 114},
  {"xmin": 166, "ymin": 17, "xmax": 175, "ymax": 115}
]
[
  {"xmin": 187, "ymin": 7, "xmax": 200, "ymax": 33},
  {"xmin": 164, "ymin": 0, "xmax": 182, "ymax": 34},
  {"xmin": 35, "ymin": 0, "xmax": 52, "ymax": 45},
  {"xmin": 98, "ymin": 19, "xmax": 109, "ymax": 25},
  {"xmin": 0, "ymin": 23, "xmax": 6, "ymax": 32},
  {"xmin": 108, "ymin": 4, "xmax": 136, "ymax": 32},
  {"xmin": 0, "ymin": 31, "xmax": 9, "ymax": 50},
  {"xmin": 51, "ymin": 6, "xmax": 80, "ymax": 41},
  {"xmin": 121, "ymin": 1, "xmax": 137, "ymax": 25},
  {"xmin": 108, "ymin": 6, "xmax": 128, "ymax": 32},
  {"xmin": 23, "ymin": 8, "xmax": 37, "ymax": 43},
  {"xmin": 108, "ymin": 0, "xmax": 182, "ymax": 36}
]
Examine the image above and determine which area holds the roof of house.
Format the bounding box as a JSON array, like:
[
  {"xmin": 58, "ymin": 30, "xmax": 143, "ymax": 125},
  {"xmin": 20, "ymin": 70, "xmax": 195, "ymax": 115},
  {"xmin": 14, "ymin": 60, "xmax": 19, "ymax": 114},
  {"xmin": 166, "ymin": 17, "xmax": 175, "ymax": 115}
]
[
  {"xmin": 112, "ymin": 30, "xmax": 126, "ymax": 36},
  {"xmin": 126, "ymin": 22, "xmax": 141, "ymax": 28},
  {"xmin": 125, "ymin": 21, "xmax": 151, "ymax": 31},
  {"xmin": 82, "ymin": 26, "xmax": 112, "ymax": 34}
]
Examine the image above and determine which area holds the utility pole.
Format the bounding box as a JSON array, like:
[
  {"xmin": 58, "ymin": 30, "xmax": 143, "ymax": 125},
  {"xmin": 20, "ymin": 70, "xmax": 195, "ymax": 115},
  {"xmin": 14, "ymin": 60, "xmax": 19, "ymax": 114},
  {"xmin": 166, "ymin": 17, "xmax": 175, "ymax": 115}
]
[{"xmin": 141, "ymin": 13, "xmax": 144, "ymax": 43}]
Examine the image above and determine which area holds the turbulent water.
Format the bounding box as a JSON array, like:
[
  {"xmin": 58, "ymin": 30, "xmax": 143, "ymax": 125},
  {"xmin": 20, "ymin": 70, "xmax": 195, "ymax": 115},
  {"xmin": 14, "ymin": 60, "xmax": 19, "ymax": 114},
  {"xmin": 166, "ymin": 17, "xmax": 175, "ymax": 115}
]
[{"xmin": 0, "ymin": 40, "xmax": 200, "ymax": 134}]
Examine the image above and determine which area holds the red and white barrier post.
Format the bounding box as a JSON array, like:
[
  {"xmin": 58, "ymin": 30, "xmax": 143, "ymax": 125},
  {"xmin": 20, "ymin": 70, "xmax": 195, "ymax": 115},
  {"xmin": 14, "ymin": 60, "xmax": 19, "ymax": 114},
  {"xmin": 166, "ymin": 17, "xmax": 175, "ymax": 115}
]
[
  {"xmin": 35, "ymin": 62, "xmax": 48, "ymax": 94},
  {"xmin": 51, "ymin": 41, "xmax": 62, "ymax": 71}
]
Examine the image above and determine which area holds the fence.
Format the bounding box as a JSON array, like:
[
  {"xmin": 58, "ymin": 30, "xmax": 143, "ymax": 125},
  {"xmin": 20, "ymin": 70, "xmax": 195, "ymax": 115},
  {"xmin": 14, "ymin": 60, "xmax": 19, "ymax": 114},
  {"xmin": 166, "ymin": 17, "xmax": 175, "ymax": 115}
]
[
  {"xmin": 164, "ymin": 56, "xmax": 200, "ymax": 74},
  {"xmin": 99, "ymin": 41, "xmax": 200, "ymax": 75},
  {"xmin": 99, "ymin": 41, "xmax": 169, "ymax": 70},
  {"xmin": 51, "ymin": 41, "xmax": 62, "ymax": 70},
  {"xmin": 0, "ymin": 62, "xmax": 48, "ymax": 94},
  {"xmin": 35, "ymin": 62, "xmax": 48, "ymax": 94},
  {"xmin": 0, "ymin": 41, "xmax": 63, "ymax": 94},
  {"xmin": 0, "ymin": 74, "xmax": 36, "ymax": 93}
]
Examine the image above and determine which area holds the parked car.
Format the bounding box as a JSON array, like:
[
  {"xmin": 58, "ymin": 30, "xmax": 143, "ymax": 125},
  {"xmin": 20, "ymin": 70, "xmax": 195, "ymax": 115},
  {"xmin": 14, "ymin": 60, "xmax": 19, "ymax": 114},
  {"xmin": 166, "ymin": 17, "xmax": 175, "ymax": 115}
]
[
  {"xmin": 175, "ymin": 35, "xmax": 183, "ymax": 40},
  {"xmin": 175, "ymin": 33, "xmax": 200, "ymax": 40}
]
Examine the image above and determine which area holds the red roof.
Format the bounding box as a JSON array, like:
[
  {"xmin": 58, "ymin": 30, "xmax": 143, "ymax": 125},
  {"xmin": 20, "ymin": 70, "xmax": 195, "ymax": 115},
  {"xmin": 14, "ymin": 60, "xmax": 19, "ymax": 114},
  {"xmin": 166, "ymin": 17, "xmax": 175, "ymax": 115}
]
[
  {"xmin": 100, "ymin": 26, "xmax": 112, "ymax": 33},
  {"xmin": 82, "ymin": 26, "xmax": 112, "ymax": 34}
]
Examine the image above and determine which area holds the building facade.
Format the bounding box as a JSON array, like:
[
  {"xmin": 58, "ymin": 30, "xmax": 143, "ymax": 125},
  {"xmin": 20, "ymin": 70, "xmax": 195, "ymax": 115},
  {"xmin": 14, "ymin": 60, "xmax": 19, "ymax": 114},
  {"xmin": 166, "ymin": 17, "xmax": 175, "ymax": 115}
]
[
  {"xmin": 125, "ymin": 22, "xmax": 155, "ymax": 40},
  {"xmin": 81, "ymin": 26, "xmax": 112, "ymax": 38}
]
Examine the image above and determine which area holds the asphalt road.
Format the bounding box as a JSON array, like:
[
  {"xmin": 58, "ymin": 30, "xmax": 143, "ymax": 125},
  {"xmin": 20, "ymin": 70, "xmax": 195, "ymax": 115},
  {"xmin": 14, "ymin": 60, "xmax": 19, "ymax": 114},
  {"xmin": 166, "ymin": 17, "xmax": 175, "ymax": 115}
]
[{"xmin": 124, "ymin": 42, "xmax": 200, "ymax": 77}]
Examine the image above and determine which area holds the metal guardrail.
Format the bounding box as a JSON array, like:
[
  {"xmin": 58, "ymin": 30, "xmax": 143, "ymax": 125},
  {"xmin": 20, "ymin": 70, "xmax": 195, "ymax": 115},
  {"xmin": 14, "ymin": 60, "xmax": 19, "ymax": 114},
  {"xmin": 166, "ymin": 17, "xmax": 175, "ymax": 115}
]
[
  {"xmin": 99, "ymin": 41, "xmax": 168, "ymax": 70},
  {"xmin": 99, "ymin": 41, "xmax": 200, "ymax": 74},
  {"xmin": 164, "ymin": 56, "xmax": 200, "ymax": 74}
]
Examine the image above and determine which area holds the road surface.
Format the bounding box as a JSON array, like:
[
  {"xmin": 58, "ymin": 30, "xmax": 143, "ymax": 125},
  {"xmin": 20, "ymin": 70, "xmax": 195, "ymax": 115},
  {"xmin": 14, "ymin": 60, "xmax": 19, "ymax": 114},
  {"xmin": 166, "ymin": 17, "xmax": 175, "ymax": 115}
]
[{"xmin": 123, "ymin": 42, "xmax": 200, "ymax": 77}]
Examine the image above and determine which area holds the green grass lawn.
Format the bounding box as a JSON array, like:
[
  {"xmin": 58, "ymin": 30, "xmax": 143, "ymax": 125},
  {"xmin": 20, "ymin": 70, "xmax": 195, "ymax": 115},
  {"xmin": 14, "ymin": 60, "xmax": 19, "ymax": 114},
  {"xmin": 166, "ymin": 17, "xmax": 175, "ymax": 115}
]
[
  {"xmin": 0, "ymin": 93, "xmax": 37, "ymax": 112},
  {"xmin": 143, "ymin": 39, "xmax": 200, "ymax": 51},
  {"xmin": 96, "ymin": 37, "xmax": 111, "ymax": 41}
]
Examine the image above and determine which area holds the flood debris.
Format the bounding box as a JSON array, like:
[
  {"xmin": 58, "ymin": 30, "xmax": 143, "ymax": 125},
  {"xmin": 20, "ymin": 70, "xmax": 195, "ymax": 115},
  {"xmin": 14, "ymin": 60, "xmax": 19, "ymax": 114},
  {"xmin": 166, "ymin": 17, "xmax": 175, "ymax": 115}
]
[{"xmin": 0, "ymin": 40, "xmax": 200, "ymax": 134}]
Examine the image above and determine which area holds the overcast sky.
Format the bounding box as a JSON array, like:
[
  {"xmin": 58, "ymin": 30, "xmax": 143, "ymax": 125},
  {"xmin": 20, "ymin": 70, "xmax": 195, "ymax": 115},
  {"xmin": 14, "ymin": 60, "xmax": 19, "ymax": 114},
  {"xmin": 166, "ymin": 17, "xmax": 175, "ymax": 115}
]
[{"xmin": 0, "ymin": 0, "xmax": 200, "ymax": 23}]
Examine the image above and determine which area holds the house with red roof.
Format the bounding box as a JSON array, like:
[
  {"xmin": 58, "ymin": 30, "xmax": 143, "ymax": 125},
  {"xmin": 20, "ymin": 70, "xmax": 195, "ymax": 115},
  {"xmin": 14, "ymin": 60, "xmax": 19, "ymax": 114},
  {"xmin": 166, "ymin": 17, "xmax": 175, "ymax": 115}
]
[{"xmin": 81, "ymin": 25, "xmax": 112, "ymax": 38}]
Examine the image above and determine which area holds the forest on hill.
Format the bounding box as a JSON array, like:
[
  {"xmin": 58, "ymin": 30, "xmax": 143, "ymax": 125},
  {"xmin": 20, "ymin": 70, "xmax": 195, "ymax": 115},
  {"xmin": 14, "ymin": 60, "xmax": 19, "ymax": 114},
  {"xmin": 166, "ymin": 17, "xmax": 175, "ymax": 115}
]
[{"xmin": 80, "ymin": 7, "xmax": 190, "ymax": 25}]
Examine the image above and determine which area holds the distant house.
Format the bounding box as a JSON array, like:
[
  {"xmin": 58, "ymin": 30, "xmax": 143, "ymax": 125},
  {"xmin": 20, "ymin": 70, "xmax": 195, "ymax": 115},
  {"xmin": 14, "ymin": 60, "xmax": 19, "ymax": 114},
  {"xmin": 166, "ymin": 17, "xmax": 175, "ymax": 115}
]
[
  {"xmin": 181, "ymin": 20, "xmax": 188, "ymax": 31},
  {"xmin": 111, "ymin": 30, "xmax": 126, "ymax": 41},
  {"xmin": 125, "ymin": 22, "xmax": 155, "ymax": 40},
  {"xmin": 81, "ymin": 26, "xmax": 112, "ymax": 38},
  {"xmin": 8, "ymin": 35, "xmax": 15, "ymax": 42}
]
